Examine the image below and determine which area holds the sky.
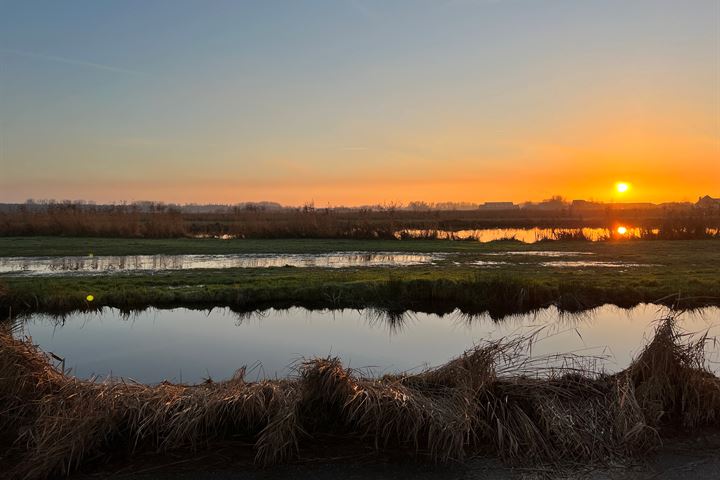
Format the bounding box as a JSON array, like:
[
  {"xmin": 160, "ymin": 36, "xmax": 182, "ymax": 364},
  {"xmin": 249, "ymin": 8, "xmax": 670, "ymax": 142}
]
[{"xmin": 1, "ymin": 0, "xmax": 718, "ymax": 206}]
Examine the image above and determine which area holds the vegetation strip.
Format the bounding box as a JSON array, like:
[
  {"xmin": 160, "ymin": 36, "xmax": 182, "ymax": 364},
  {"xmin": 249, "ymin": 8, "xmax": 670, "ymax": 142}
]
[
  {"xmin": 1, "ymin": 236, "xmax": 719, "ymax": 257},
  {"xmin": 3, "ymin": 270, "xmax": 720, "ymax": 319},
  {"xmin": 2, "ymin": 204, "xmax": 718, "ymax": 239},
  {"xmin": 1, "ymin": 239, "xmax": 718, "ymax": 317}
]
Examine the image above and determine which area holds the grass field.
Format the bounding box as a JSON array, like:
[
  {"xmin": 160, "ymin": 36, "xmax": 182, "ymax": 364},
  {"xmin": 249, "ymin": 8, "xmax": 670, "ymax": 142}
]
[
  {"xmin": 2, "ymin": 238, "xmax": 720, "ymax": 478},
  {"xmin": 0, "ymin": 235, "xmax": 610, "ymax": 256},
  {"xmin": 1, "ymin": 238, "xmax": 718, "ymax": 317},
  {"xmin": 2, "ymin": 235, "xmax": 720, "ymax": 256}
]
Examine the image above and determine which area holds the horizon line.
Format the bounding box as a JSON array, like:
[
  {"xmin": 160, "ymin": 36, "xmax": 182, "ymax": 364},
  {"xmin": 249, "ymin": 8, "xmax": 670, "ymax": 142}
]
[{"xmin": 3, "ymin": 196, "xmax": 717, "ymax": 209}]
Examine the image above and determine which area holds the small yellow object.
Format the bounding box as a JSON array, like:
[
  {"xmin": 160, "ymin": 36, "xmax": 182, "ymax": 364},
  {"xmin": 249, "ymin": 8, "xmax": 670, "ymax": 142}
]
[
  {"xmin": 617, "ymin": 226, "xmax": 628, "ymax": 235},
  {"xmin": 86, "ymin": 294, "xmax": 95, "ymax": 302},
  {"xmin": 88, "ymin": 252, "xmax": 94, "ymax": 257}
]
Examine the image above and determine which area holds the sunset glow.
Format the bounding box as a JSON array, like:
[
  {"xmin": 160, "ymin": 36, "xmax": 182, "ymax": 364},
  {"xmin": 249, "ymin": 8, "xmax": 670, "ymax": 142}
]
[
  {"xmin": 617, "ymin": 226, "xmax": 628, "ymax": 235},
  {"xmin": 0, "ymin": 1, "xmax": 717, "ymax": 205}
]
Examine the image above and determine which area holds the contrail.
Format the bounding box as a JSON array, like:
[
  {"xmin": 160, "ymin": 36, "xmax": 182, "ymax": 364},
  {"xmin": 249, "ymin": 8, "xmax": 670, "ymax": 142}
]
[{"xmin": 0, "ymin": 48, "xmax": 146, "ymax": 76}]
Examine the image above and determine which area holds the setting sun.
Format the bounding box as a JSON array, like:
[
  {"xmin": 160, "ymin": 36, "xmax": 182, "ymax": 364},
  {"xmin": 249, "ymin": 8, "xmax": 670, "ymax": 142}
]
[
  {"xmin": 617, "ymin": 226, "xmax": 628, "ymax": 235},
  {"xmin": 615, "ymin": 182, "xmax": 630, "ymax": 194}
]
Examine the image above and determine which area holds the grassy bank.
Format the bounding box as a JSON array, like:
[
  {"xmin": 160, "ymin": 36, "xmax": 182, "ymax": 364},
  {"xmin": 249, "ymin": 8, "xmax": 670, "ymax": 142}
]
[
  {"xmin": 2, "ymin": 318, "xmax": 719, "ymax": 479},
  {"xmin": 1, "ymin": 239, "xmax": 719, "ymax": 317},
  {"xmin": 2, "ymin": 235, "xmax": 720, "ymax": 256},
  {"xmin": 2, "ymin": 266, "xmax": 719, "ymax": 319},
  {"xmin": 0, "ymin": 236, "xmax": 719, "ymax": 316},
  {"xmin": 2, "ymin": 236, "xmax": 477, "ymax": 256}
]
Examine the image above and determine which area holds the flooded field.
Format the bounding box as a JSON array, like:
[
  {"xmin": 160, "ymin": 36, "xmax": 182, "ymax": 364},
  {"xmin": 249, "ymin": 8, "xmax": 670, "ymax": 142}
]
[
  {"xmin": 0, "ymin": 249, "xmax": 664, "ymax": 276},
  {"xmin": 467, "ymin": 251, "xmax": 656, "ymax": 268},
  {"xmin": 483, "ymin": 251, "xmax": 596, "ymax": 257},
  {"xmin": 397, "ymin": 227, "xmax": 719, "ymax": 242},
  {"xmin": 397, "ymin": 227, "xmax": 624, "ymax": 242},
  {"xmin": 14, "ymin": 304, "xmax": 719, "ymax": 384},
  {"xmin": 0, "ymin": 252, "xmax": 439, "ymax": 276}
]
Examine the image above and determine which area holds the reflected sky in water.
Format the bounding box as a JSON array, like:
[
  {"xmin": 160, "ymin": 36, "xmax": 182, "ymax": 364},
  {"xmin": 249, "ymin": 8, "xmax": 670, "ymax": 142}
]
[
  {"xmin": 397, "ymin": 227, "xmax": 719, "ymax": 242},
  {"xmin": 14, "ymin": 304, "xmax": 719, "ymax": 384},
  {"xmin": 0, "ymin": 252, "xmax": 439, "ymax": 276}
]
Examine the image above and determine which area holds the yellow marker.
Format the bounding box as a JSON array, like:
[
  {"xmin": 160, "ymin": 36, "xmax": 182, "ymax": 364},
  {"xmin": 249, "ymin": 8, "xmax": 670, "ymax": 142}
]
[{"xmin": 86, "ymin": 294, "xmax": 95, "ymax": 302}]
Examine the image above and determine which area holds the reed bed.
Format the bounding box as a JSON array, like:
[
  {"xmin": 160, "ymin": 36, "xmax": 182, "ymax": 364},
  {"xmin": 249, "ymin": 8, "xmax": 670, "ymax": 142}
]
[
  {"xmin": 1, "ymin": 318, "xmax": 719, "ymax": 479},
  {"xmin": 2, "ymin": 204, "xmax": 718, "ymax": 240}
]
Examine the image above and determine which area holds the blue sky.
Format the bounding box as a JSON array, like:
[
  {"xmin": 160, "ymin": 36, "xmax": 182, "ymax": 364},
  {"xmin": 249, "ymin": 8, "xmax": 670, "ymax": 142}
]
[{"xmin": 1, "ymin": 0, "xmax": 718, "ymax": 204}]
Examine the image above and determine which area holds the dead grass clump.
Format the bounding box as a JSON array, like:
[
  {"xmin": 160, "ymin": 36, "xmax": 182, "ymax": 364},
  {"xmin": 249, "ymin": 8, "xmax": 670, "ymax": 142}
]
[
  {"xmin": 1, "ymin": 317, "xmax": 719, "ymax": 479},
  {"xmin": 0, "ymin": 330, "xmax": 65, "ymax": 432},
  {"xmin": 628, "ymin": 318, "xmax": 720, "ymax": 428}
]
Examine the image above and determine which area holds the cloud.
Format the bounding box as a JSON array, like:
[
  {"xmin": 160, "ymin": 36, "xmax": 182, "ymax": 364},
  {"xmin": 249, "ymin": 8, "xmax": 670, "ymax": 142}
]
[{"xmin": 0, "ymin": 48, "xmax": 146, "ymax": 76}]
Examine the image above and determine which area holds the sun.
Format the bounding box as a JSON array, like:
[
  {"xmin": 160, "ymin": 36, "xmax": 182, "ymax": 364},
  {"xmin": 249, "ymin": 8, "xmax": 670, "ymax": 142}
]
[
  {"xmin": 617, "ymin": 226, "xmax": 628, "ymax": 235},
  {"xmin": 615, "ymin": 182, "xmax": 630, "ymax": 193}
]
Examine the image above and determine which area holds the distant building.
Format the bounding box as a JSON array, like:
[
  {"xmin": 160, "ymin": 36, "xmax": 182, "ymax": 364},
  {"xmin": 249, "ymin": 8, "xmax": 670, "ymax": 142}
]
[
  {"xmin": 527, "ymin": 197, "xmax": 567, "ymax": 210},
  {"xmin": 658, "ymin": 202, "xmax": 693, "ymax": 210},
  {"xmin": 480, "ymin": 202, "xmax": 518, "ymax": 210},
  {"xmin": 609, "ymin": 202, "xmax": 657, "ymax": 210},
  {"xmin": 571, "ymin": 200, "xmax": 604, "ymax": 210},
  {"xmin": 697, "ymin": 195, "xmax": 720, "ymax": 209}
]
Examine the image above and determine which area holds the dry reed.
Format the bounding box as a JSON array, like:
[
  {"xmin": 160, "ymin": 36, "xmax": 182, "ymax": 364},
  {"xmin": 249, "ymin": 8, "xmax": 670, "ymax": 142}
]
[{"xmin": 2, "ymin": 204, "xmax": 717, "ymax": 240}]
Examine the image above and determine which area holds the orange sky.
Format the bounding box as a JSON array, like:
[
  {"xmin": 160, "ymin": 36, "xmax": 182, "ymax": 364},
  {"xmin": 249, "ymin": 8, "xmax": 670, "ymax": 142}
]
[{"xmin": 1, "ymin": 1, "xmax": 718, "ymax": 206}]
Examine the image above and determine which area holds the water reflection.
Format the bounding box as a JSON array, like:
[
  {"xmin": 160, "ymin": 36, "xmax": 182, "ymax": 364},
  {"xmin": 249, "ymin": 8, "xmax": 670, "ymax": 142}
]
[
  {"xmin": 483, "ymin": 251, "xmax": 595, "ymax": 257},
  {"xmin": 0, "ymin": 252, "xmax": 439, "ymax": 276},
  {"xmin": 397, "ymin": 227, "xmax": 616, "ymax": 242},
  {"xmin": 14, "ymin": 304, "xmax": 719, "ymax": 384},
  {"xmin": 395, "ymin": 227, "xmax": 720, "ymax": 242},
  {"xmin": 472, "ymin": 251, "xmax": 654, "ymax": 268},
  {"xmin": 537, "ymin": 260, "xmax": 653, "ymax": 268}
]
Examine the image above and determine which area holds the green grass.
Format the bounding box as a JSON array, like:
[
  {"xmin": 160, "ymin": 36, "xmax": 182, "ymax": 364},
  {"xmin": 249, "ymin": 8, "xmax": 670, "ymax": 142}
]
[
  {"xmin": 0, "ymin": 236, "xmax": 472, "ymax": 256},
  {"xmin": 1, "ymin": 235, "xmax": 719, "ymax": 256},
  {"xmin": 1, "ymin": 238, "xmax": 718, "ymax": 318}
]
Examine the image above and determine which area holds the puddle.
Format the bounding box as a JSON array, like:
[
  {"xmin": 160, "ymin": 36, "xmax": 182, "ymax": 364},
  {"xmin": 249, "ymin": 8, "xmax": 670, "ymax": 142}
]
[
  {"xmin": 471, "ymin": 260, "xmax": 510, "ymax": 266},
  {"xmin": 483, "ymin": 251, "xmax": 595, "ymax": 257},
  {"xmin": 539, "ymin": 261, "xmax": 653, "ymax": 268},
  {"xmin": 470, "ymin": 256, "xmax": 653, "ymax": 268},
  {"xmin": 0, "ymin": 252, "xmax": 440, "ymax": 276}
]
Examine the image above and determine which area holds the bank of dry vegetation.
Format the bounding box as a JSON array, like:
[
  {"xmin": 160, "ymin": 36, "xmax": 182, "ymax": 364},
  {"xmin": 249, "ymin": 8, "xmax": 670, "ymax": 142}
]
[
  {"xmin": 1, "ymin": 204, "xmax": 718, "ymax": 240},
  {"xmin": 1, "ymin": 318, "xmax": 719, "ymax": 479}
]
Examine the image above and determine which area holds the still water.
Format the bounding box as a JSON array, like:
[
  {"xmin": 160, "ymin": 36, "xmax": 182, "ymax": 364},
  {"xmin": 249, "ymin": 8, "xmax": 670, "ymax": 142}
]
[
  {"xmin": 397, "ymin": 227, "xmax": 719, "ymax": 242},
  {"xmin": 0, "ymin": 252, "xmax": 439, "ymax": 276},
  {"xmin": 397, "ymin": 227, "xmax": 642, "ymax": 242},
  {"xmin": 15, "ymin": 305, "xmax": 719, "ymax": 384}
]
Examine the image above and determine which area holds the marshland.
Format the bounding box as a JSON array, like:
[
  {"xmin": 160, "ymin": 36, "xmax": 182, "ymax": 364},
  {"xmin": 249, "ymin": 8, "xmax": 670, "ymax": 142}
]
[
  {"xmin": 1, "ymin": 205, "xmax": 720, "ymax": 479},
  {"xmin": 3, "ymin": 1, "xmax": 720, "ymax": 478},
  {"xmin": 1, "ymin": 227, "xmax": 720, "ymax": 478},
  {"xmin": 2, "ymin": 202, "xmax": 719, "ymax": 240}
]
